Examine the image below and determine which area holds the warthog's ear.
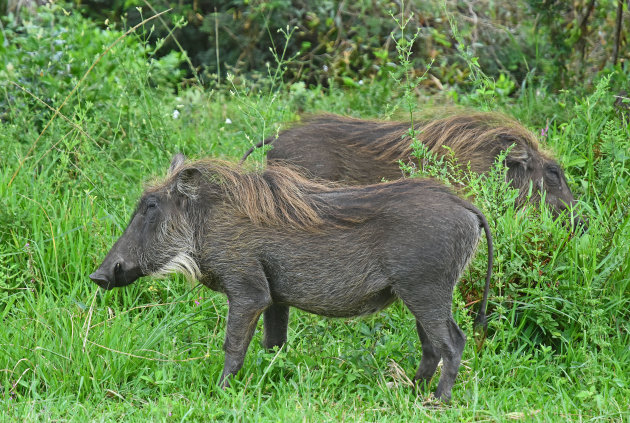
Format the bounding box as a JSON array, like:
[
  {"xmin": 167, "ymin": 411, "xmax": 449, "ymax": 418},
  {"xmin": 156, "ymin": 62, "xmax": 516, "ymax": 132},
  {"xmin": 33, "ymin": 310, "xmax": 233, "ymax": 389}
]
[
  {"xmin": 169, "ymin": 153, "xmax": 187, "ymax": 175},
  {"xmin": 175, "ymin": 167, "xmax": 203, "ymax": 199},
  {"xmin": 504, "ymin": 144, "xmax": 532, "ymax": 170}
]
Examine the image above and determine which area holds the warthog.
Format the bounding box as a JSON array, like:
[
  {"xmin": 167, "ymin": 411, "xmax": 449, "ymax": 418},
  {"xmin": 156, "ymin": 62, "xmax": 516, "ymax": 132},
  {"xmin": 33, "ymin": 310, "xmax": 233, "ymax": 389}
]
[
  {"xmin": 89, "ymin": 154, "xmax": 493, "ymax": 402},
  {"xmin": 240, "ymin": 112, "xmax": 585, "ymax": 228}
]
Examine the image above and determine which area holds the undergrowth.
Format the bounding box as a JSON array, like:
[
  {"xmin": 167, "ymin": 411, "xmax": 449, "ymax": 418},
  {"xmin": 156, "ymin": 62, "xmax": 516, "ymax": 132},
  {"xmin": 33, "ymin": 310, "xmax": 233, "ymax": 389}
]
[{"xmin": 0, "ymin": 3, "xmax": 628, "ymax": 422}]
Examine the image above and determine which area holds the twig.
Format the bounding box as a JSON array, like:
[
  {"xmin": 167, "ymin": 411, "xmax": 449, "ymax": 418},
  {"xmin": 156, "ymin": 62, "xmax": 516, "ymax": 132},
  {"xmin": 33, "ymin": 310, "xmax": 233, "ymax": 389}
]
[
  {"xmin": 10, "ymin": 368, "xmax": 31, "ymax": 395},
  {"xmin": 82, "ymin": 290, "xmax": 99, "ymax": 352},
  {"xmin": 8, "ymin": 8, "xmax": 172, "ymax": 188},
  {"xmin": 142, "ymin": 0, "xmax": 202, "ymax": 85},
  {"xmin": 612, "ymin": 0, "xmax": 623, "ymax": 66},
  {"xmin": 86, "ymin": 339, "xmax": 210, "ymax": 362},
  {"xmin": 31, "ymin": 128, "xmax": 74, "ymax": 169},
  {"xmin": 463, "ymin": 0, "xmax": 479, "ymax": 54},
  {"xmin": 0, "ymin": 16, "xmax": 8, "ymax": 47},
  {"xmin": 578, "ymin": 0, "xmax": 597, "ymax": 31},
  {"xmin": 575, "ymin": 0, "xmax": 597, "ymax": 79},
  {"xmin": 215, "ymin": 7, "xmax": 220, "ymax": 86},
  {"xmin": 8, "ymin": 81, "xmax": 99, "ymax": 146}
]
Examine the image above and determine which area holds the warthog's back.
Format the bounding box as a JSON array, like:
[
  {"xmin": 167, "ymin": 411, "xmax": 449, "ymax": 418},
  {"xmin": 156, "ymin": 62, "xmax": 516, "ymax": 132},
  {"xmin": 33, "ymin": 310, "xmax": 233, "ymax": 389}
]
[
  {"xmin": 240, "ymin": 113, "xmax": 584, "ymax": 229},
  {"xmin": 243, "ymin": 179, "xmax": 484, "ymax": 318},
  {"xmin": 266, "ymin": 117, "xmax": 410, "ymax": 183}
]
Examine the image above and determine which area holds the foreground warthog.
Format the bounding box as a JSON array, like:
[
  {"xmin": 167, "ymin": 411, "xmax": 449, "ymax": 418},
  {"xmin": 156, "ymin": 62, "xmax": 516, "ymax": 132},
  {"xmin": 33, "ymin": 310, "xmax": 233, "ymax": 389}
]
[
  {"xmin": 240, "ymin": 113, "xmax": 585, "ymax": 228},
  {"xmin": 89, "ymin": 154, "xmax": 493, "ymax": 402}
]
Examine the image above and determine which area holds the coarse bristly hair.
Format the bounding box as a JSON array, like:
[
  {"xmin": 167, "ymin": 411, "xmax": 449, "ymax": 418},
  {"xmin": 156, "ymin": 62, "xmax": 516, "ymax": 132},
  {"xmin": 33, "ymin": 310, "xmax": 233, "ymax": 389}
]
[
  {"xmin": 152, "ymin": 159, "xmax": 364, "ymax": 231},
  {"xmin": 367, "ymin": 112, "xmax": 547, "ymax": 206},
  {"xmin": 344, "ymin": 112, "xmax": 542, "ymax": 164},
  {"xmin": 140, "ymin": 211, "xmax": 202, "ymax": 280},
  {"xmin": 274, "ymin": 112, "xmax": 552, "ymax": 207}
]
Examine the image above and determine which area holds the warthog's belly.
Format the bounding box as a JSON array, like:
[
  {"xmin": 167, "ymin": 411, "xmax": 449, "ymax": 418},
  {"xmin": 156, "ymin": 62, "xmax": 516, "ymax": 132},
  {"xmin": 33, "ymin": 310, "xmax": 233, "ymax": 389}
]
[{"xmin": 274, "ymin": 286, "xmax": 398, "ymax": 318}]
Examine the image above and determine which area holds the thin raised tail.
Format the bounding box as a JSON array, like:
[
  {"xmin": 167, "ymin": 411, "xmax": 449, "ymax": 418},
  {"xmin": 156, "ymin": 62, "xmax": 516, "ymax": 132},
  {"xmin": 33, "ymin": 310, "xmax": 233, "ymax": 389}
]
[
  {"xmin": 239, "ymin": 139, "xmax": 269, "ymax": 164},
  {"xmin": 469, "ymin": 205, "xmax": 493, "ymax": 350}
]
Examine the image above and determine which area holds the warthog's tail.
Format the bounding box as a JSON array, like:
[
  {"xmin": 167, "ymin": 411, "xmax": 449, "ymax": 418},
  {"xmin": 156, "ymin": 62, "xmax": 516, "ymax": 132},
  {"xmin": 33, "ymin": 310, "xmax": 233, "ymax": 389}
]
[
  {"xmin": 239, "ymin": 139, "xmax": 270, "ymax": 164},
  {"xmin": 468, "ymin": 204, "xmax": 493, "ymax": 351}
]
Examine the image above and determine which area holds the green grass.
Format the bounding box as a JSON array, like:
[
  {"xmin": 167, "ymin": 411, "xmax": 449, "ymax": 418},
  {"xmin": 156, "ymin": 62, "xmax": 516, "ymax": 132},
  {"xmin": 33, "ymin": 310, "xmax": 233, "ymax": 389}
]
[{"xmin": 1, "ymin": 4, "xmax": 629, "ymax": 422}]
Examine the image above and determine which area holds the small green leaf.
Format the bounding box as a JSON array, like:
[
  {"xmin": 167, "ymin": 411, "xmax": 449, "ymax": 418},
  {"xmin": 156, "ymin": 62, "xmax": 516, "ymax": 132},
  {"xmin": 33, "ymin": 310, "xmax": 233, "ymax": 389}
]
[{"xmin": 342, "ymin": 76, "xmax": 360, "ymax": 88}]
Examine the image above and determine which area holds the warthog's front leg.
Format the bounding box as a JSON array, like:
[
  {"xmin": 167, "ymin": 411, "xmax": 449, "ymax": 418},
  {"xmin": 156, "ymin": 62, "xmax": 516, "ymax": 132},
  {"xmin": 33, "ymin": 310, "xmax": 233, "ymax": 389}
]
[
  {"xmin": 220, "ymin": 303, "xmax": 266, "ymax": 388},
  {"xmin": 262, "ymin": 304, "xmax": 290, "ymax": 350},
  {"xmin": 220, "ymin": 279, "xmax": 272, "ymax": 388}
]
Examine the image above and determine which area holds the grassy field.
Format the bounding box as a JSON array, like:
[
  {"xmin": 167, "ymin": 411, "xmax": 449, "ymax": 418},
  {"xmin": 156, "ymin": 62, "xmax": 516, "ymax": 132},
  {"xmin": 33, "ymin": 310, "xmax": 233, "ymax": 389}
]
[{"xmin": 1, "ymin": 5, "xmax": 629, "ymax": 422}]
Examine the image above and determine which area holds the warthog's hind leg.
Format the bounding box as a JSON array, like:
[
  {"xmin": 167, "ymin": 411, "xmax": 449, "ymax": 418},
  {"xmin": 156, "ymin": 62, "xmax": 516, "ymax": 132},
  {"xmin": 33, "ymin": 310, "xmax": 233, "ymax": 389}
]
[
  {"xmin": 397, "ymin": 284, "xmax": 466, "ymax": 402},
  {"xmin": 413, "ymin": 320, "xmax": 441, "ymax": 391},
  {"xmin": 424, "ymin": 317, "xmax": 466, "ymax": 402}
]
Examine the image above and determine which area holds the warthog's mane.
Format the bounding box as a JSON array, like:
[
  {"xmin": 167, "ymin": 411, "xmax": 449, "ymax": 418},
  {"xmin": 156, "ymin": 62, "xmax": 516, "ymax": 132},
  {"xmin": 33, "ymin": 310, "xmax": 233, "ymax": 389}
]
[
  {"xmin": 304, "ymin": 112, "xmax": 544, "ymax": 163},
  {"xmin": 154, "ymin": 159, "xmax": 356, "ymax": 230},
  {"xmin": 300, "ymin": 112, "xmax": 551, "ymax": 204},
  {"xmin": 150, "ymin": 159, "xmax": 459, "ymax": 231}
]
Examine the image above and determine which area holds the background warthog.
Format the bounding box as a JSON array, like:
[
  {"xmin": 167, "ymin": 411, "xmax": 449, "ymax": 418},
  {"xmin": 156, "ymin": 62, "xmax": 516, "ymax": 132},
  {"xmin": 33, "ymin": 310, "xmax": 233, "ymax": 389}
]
[
  {"xmin": 240, "ymin": 113, "xmax": 585, "ymax": 228},
  {"xmin": 89, "ymin": 154, "xmax": 493, "ymax": 402}
]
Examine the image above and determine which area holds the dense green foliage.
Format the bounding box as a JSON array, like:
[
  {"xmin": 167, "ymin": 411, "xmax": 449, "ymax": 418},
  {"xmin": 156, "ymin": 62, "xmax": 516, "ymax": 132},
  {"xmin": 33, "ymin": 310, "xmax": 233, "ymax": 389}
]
[
  {"xmin": 1, "ymin": 2, "xmax": 629, "ymax": 421},
  {"xmin": 61, "ymin": 0, "xmax": 630, "ymax": 91}
]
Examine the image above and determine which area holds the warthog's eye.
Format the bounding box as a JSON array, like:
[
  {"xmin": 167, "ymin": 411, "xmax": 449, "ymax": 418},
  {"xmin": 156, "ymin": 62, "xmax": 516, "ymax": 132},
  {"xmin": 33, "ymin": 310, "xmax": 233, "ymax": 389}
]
[
  {"xmin": 545, "ymin": 165, "xmax": 561, "ymax": 186},
  {"xmin": 145, "ymin": 198, "xmax": 159, "ymax": 223},
  {"xmin": 145, "ymin": 198, "xmax": 158, "ymax": 212}
]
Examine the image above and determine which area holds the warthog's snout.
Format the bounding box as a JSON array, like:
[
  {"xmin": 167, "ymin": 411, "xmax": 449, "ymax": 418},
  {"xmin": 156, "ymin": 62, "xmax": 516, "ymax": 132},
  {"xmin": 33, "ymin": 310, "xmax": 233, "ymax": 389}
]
[{"xmin": 89, "ymin": 258, "xmax": 142, "ymax": 290}]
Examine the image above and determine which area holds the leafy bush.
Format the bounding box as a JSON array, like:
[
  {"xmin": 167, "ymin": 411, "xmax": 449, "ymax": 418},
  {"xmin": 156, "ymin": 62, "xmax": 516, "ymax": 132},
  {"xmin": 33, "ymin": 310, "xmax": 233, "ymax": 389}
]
[
  {"xmin": 526, "ymin": 0, "xmax": 629, "ymax": 88},
  {"xmin": 63, "ymin": 1, "xmax": 629, "ymax": 95},
  {"xmin": 403, "ymin": 75, "xmax": 629, "ymax": 360},
  {"xmin": 0, "ymin": 3, "xmax": 184, "ymax": 124},
  {"xmin": 56, "ymin": 1, "xmax": 546, "ymax": 91}
]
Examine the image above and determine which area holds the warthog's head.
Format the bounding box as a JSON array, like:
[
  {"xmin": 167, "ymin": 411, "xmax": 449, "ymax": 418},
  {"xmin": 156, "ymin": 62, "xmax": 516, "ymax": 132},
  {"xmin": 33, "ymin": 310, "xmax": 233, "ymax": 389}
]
[
  {"xmin": 507, "ymin": 148, "xmax": 586, "ymax": 230},
  {"xmin": 536, "ymin": 159, "xmax": 583, "ymax": 226},
  {"xmin": 90, "ymin": 154, "xmax": 200, "ymax": 290}
]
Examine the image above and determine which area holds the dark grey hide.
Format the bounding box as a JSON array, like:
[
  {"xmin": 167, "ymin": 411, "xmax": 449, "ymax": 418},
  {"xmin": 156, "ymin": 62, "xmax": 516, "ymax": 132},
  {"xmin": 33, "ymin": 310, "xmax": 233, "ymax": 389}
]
[{"xmin": 90, "ymin": 154, "xmax": 493, "ymax": 402}]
